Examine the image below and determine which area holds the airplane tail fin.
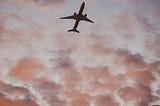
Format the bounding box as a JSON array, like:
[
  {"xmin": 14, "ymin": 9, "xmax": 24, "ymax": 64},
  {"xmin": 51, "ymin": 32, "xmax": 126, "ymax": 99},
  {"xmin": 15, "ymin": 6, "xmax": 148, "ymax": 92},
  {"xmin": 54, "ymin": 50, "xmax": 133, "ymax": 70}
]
[{"xmin": 68, "ymin": 29, "xmax": 79, "ymax": 33}]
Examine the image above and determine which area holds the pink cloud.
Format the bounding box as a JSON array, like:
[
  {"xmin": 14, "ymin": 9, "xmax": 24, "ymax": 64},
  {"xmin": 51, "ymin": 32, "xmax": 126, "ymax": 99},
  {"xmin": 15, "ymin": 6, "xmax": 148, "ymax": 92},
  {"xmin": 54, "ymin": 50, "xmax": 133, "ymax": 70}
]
[
  {"xmin": 0, "ymin": 0, "xmax": 159, "ymax": 106},
  {"xmin": 0, "ymin": 81, "xmax": 37, "ymax": 106},
  {"xmin": 16, "ymin": 0, "xmax": 65, "ymax": 6},
  {"xmin": 10, "ymin": 58, "xmax": 46, "ymax": 82},
  {"xmin": 0, "ymin": 93, "xmax": 38, "ymax": 106},
  {"xmin": 119, "ymin": 85, "xmax": 154, "ymax": 106},
  {"xmin": 94, "ymin": 95, "xmax": 119, "ymax": 106}
]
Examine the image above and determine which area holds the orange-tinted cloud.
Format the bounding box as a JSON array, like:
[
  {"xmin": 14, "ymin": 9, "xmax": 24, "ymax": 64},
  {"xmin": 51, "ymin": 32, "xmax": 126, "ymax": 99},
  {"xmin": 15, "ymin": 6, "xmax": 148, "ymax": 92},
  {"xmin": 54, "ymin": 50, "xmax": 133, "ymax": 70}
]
[
  {"xmin": 70, "ymin": 99, "xmax": 90, "ymax": 106},
  {"xmin": 94, "ymin": 95, "xmax": 119, "ymax": 106},
  {"xmin": 10, "ymin": 58, "xmax": 45, "ymax": 82}
]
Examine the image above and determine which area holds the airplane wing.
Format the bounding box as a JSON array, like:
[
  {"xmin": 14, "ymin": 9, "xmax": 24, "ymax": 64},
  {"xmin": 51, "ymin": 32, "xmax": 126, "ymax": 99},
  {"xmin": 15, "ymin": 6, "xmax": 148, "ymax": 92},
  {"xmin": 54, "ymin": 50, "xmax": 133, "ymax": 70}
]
[
  {"xmin": 60, "ymin": 15, "xmax": 75, "ymax": 19},
  {"xmin": 83, "ymin": 17, "xmax": 94, "ymax": 23}
]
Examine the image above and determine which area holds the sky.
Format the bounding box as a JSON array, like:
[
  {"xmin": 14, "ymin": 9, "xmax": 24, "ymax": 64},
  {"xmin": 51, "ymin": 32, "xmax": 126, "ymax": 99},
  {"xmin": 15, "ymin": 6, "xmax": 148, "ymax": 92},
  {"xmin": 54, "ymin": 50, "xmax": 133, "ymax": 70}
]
[{"xmin": 0, "ymin": 0, "xmax": 160, "ymax": 106}]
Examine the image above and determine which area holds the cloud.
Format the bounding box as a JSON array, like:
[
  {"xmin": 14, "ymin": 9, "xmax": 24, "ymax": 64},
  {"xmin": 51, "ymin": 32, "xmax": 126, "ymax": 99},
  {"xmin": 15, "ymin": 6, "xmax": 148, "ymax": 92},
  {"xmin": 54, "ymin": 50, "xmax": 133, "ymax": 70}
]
[
  {"xmin": 14, "ymin": 0, "xmax": 66, "ymax": 11},
  {"xmin": 135, "ymin": 15, "xmax": 156, "ymax": 33},
  {"xmin": 0, "ymin": 93, "xmax": 38, "ymax": 106},
  {"xmin": 94, "ymin": 95, "xmax": 119, "ymax": 106},
  {"xmin": 10, "ymin": 58, "xmax": 46, "ymax": 82},
  {"xmin": 33, "ymin": 79, "xmax": 62, "ymax": 95},
  {"xmin": 32, "ymin": 79, "xmax": 66, "ymax": 106},
  {"xmin": 46, "ymin": 96, "xmax": 67, "ymax": 106},
  {"xmin": 0, "ymin": 0, "xmax": 160, "ymax": 106},
  {"xmin": 0, "ymin": 81, "xmax": 32, "ymax": 100},
  {"xmin": 70, "ymin": 99, "xmax": 90, "ymax": 106},
  {"xmin": 145, "ymin": 32, "xmax": 160, "ymax": 59},
  {"xmin": 31, "ymin": 0, "xmax": 65, "ymax": 5},
  {"xmin": 0, "ymin": 81, "xmax": 37, "ymax": 106},
  {"xmin": 62, "ymin": 91, "xmax": 91, "ymax": 106},
  {"xmin": 52, "ymin": 50, "xmax": 74, "ymax": 69},
  {"xmin": 118, "ymin": 85, "xmax": 154, "ymax": 106},
  {"xmin": 14, "ymin": 0, "xmax": 65, "ymax": 7},
  {"xmin": 0, "ymin": 16, "xmax": 6, "ymax": 33}
]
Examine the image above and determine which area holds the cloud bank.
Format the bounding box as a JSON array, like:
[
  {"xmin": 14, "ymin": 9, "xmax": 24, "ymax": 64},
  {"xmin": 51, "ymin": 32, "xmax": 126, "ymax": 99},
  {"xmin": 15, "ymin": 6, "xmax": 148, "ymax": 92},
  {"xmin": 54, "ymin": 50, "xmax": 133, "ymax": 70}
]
[{"xmin": 0, "ymin": 0, "xmax": 159, "ymax": 106}]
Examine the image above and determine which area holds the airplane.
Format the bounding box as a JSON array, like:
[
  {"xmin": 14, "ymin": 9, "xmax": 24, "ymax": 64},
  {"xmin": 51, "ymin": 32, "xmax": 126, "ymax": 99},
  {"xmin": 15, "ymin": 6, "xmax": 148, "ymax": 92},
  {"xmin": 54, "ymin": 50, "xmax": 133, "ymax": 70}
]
[{"xmin": 60, "ymin": 2, "xmax": 94, "ymax": 33}]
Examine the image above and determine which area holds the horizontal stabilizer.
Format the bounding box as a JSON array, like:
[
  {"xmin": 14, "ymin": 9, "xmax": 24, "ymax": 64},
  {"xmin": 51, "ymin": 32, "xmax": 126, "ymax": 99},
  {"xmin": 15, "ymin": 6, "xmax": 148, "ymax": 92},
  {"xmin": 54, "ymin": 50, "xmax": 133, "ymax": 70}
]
[{"xmin": 68, "ymin": 29, "xmax": 79, "ymax": 33}]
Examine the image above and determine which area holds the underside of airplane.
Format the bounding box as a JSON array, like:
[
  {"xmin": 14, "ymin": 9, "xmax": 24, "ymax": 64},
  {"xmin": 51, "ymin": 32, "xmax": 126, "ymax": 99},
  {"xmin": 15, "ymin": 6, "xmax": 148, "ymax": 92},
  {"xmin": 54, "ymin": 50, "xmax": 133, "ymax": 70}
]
[{"xmin": 60, "ymin": 2, "xmax": 94, "ymax": 33}]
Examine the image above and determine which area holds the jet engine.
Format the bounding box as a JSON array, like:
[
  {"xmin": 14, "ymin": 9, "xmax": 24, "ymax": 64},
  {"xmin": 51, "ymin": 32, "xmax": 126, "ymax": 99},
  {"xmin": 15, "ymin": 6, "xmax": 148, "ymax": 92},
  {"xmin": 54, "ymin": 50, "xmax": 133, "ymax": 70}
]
[
  {"xmin": 74, "ymin": 12, "xmax": 76, "ymax": 16},
  {"xmin": 84, "ymin": 14, "xmax": 87, "ymax": 17}
]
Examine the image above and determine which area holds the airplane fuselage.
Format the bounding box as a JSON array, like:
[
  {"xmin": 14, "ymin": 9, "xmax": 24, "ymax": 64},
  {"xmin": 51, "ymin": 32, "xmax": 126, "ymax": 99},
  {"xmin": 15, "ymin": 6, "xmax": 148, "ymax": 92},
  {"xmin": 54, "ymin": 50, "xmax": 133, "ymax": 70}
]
[
  {"xmin": 78, "ymin": 2, "xmax": 85, "ymax": 15},
  {"xmin": 73, "ymin": 2, "xmax": 85, "ymax": 20}
]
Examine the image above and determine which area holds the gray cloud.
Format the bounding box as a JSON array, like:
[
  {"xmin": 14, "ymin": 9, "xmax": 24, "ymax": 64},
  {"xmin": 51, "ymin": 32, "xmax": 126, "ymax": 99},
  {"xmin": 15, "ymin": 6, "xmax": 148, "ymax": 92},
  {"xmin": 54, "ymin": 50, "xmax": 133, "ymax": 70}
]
[
  {"xmin": 0, "ymin": 81, "xmax": 37, "ymax": 105},
  {"xmin": 32, "ymin": 0, "xmax": 65, "ymax": 6},
  {"xmin": 0, "ymin": 92, "xmax": 38, "ymax": 106},
  {"xmin": 94, "ymin": 94, "xmax": 119, "ymax": 106},
  {"xmin": 118, "ymin": 85, "xmax": 154, "ymax": 106},
  {"xmin": 15, "ymin": 0, "xmax": 65, "ymax": 7}
]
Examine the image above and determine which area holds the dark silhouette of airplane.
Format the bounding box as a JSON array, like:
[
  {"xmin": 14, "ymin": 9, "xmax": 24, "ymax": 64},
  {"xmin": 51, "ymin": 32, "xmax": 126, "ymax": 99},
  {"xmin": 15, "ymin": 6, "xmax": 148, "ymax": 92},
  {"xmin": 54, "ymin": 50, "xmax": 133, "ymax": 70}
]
[{"xmin": 60, "ymin": 2, "xmax": 94, "ymax": 33}]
